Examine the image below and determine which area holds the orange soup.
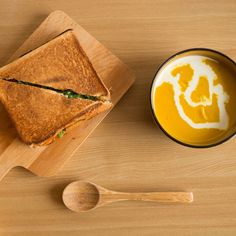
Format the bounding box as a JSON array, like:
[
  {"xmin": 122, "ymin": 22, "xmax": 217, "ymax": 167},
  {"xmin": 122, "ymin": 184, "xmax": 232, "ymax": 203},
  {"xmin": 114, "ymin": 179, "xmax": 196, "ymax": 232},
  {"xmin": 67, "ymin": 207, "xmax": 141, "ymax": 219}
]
[{"xmin": 151, "ymin": 50, "xmax": 236, "ymax": 147}]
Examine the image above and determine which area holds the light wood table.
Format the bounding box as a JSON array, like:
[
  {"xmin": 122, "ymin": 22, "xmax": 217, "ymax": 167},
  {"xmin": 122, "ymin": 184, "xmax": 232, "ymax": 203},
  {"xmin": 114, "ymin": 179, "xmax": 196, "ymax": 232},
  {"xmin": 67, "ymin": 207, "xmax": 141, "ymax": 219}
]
[{"xmin": 1, "ymin": 1, "xmax": 236, "ymax": 235}]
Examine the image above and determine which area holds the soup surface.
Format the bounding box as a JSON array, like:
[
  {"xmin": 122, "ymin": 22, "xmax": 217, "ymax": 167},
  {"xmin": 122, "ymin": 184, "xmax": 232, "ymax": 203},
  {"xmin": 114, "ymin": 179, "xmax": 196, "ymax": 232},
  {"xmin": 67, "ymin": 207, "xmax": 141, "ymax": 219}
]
[{"xmin": 152, "ymin": 54, "xmax": 236, "ymax": 146}]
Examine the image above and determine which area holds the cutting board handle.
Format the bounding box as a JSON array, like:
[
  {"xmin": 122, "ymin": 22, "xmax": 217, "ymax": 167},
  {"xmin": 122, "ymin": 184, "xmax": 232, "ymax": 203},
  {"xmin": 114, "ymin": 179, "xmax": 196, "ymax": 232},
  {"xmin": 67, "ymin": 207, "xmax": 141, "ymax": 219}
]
[
  {"xmin": 0, "ymin": 139, "xmax": 24, "ymax": 181},
  {"xmin": 0, "ymin": 139, "xmax": 42, "ymax": 181},
  {"xmin": 0, "ymin": 164, "xmax": 12, "ymax": 181}
]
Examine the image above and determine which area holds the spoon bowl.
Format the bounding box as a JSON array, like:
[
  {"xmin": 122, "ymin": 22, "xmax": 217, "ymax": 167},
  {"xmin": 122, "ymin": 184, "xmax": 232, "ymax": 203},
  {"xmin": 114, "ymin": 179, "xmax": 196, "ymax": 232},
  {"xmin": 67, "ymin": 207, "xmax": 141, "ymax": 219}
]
[{"xmin": 63, "ymin": 181, "xmax": 100, "ymax": 212}]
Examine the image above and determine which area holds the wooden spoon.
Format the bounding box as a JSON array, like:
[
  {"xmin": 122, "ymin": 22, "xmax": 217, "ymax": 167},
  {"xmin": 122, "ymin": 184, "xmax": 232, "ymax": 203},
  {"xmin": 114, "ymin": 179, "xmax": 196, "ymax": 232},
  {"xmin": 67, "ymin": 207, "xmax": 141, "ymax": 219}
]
[{"xmin": 62, "ymin": 181, "xmax": 193, "ymax": 212}]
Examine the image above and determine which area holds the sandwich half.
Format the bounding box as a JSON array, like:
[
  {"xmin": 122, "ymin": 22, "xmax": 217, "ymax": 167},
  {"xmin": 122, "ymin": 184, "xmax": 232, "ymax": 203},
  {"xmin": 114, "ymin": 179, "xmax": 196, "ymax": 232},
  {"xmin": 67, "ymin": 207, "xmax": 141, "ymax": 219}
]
[{"xmin": 0, "ymin": 30, "xmax": 111, "ymax": 146}]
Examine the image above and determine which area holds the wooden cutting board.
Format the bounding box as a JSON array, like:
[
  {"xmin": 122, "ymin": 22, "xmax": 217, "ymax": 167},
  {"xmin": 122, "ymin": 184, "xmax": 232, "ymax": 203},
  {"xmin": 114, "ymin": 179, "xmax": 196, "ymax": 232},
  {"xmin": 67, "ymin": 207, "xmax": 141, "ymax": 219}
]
[{"xmin": 0, "ymin": 10, "xmax": 135, "ymax": 181}]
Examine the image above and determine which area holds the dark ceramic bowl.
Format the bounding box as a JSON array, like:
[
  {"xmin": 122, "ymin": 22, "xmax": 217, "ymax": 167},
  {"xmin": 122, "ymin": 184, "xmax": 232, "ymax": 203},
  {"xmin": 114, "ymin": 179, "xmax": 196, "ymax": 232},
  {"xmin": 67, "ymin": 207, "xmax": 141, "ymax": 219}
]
[{"xmin": 150, "ymin": 48, "xmax": 236, "ymax": 148}]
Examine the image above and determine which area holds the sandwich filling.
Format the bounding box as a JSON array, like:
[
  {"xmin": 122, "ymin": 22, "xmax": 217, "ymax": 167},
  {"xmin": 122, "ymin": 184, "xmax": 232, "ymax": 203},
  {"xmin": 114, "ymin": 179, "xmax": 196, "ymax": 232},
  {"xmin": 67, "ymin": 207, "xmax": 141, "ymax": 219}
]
[{"xmin": 1, "ymin": 78, "xmax": 100, "ymax": 101}]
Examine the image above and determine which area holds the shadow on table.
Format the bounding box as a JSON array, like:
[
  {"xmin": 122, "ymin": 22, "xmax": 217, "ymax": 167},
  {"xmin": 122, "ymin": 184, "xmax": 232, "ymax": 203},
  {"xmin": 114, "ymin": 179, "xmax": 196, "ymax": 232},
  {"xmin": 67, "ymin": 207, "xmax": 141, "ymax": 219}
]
[{"xmin": 49, "ymin": 179, "xmax": 76, "ymax": 207}]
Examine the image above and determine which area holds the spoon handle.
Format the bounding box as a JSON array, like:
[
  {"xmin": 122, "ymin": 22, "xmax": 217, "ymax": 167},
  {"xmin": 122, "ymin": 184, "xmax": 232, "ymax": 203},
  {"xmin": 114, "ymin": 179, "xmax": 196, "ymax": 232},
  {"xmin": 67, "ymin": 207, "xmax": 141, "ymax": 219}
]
[{"xmin": 101, "ymin": 191, "xmax": 193, "ymax": 204}]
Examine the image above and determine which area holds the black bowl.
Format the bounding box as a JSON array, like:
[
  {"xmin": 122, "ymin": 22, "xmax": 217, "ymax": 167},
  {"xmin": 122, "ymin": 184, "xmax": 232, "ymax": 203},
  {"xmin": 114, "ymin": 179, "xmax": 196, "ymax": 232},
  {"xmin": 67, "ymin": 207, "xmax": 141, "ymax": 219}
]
[{"xmin": 150, "ymin": 48, "xmax": 236, "ymax": 148}]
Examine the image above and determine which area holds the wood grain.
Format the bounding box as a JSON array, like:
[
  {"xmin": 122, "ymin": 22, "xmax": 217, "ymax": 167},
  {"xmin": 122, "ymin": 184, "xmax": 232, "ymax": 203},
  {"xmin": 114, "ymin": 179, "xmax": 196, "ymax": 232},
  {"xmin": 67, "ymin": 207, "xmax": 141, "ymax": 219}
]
[{"xmin": 1, "ymin": 0, "xmax": 236, "ymax": 235}]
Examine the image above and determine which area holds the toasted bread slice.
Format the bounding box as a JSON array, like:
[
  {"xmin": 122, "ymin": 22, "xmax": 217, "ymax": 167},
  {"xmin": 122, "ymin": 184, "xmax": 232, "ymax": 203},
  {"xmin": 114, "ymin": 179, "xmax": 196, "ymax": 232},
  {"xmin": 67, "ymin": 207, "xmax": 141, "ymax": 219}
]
[
  {"xmin": 0, "ymin": 80, "xmax": 111, "ymax": 146},
  {"xmin": 0, "ymin": 30, "xmax": 110, "ymax": 100}
]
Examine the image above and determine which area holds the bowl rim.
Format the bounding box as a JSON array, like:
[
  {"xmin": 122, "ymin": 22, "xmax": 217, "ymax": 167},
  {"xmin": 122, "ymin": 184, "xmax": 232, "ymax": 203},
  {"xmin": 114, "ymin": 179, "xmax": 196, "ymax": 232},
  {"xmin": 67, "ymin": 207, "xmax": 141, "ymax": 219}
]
[{"xmin": 150, "ymin": 47, "xmax": 236, "ymax": 148}]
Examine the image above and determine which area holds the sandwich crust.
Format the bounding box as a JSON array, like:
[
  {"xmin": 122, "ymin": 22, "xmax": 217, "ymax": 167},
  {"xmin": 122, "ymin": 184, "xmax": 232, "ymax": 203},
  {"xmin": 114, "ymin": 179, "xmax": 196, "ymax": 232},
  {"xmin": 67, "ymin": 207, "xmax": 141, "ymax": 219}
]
[{"xmin": 36, "ymin": 101, "xmax": 111, "ymax": 146}]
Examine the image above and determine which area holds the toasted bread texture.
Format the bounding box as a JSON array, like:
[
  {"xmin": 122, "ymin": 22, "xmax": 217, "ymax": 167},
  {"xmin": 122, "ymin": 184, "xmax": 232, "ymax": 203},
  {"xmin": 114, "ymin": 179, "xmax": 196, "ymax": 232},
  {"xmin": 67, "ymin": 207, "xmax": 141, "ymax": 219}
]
[
  {"xmin": 0, "ymin": 30, "xmax": 112, "ymax": 146},
  {"xmin": 0, "ymin": 30, "xmax": 110, "ymax": 100},
  {"xmin": 0, "ymin": 80, "xmax": 111, "ymax": 146}
]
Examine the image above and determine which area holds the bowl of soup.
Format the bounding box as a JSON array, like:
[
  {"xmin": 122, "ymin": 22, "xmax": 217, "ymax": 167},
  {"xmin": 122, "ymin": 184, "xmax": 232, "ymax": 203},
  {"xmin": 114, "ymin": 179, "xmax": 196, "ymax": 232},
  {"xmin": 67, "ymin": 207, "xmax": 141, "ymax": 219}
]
[{"xmin": 150, "ymin": 48, "xmax": 236, "ymax": 148}]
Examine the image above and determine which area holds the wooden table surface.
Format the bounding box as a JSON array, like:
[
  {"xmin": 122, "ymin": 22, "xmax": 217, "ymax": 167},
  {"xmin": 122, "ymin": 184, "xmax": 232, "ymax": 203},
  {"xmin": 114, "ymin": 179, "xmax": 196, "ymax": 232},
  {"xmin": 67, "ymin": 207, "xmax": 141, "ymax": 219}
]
[{"xmin": 1, "ymin": 1, "xmax": 236, "ymax": 235}]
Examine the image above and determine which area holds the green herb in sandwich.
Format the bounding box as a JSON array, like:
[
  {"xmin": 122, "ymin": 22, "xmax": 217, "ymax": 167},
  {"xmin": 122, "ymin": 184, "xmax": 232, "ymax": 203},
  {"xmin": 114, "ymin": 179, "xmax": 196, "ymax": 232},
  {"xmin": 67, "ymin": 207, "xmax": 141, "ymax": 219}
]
[
  {"xmin": 57, "ymin": 129, "xmax": 65, "ymax": 138},
  {"xmin": 62, "ymin": 90, "xmax": 98, "ymax": 100},
  {"xmin": 2, "ymin": 79, "xmax": 99, "ymax": 101}
]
